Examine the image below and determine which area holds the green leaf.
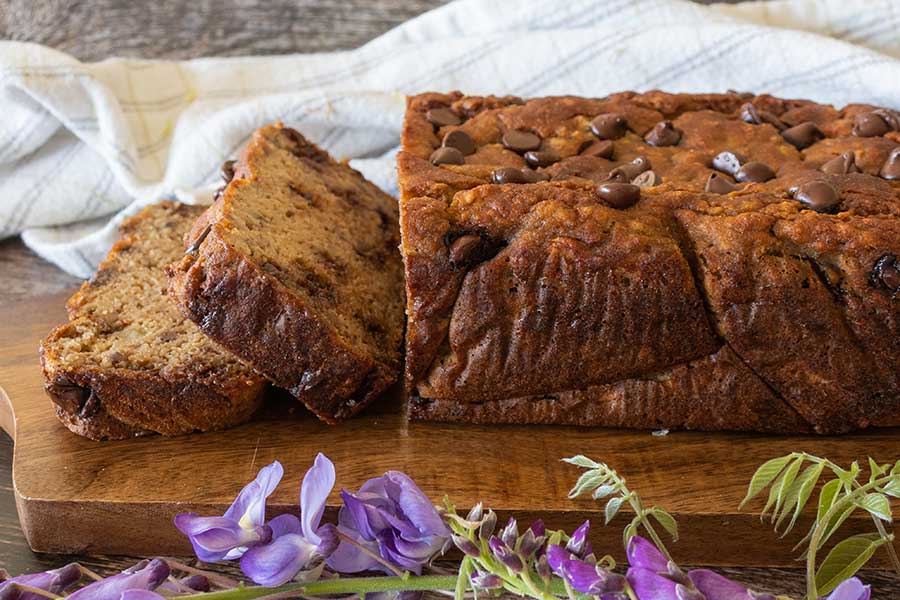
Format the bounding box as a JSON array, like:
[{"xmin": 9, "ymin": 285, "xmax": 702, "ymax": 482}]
[
  {"xmin": 650, "ymin": 508, "xmax": 679, "ymax": 542},
  {"xmin": 605, "ymin": 496, "xmax": 625, "ymax": 524},
  {"xmin": 882, "ymin": 478, "xmax": 900, "ymax": 499},
  {"xmin": 815, "ymin": 503, "xmax": 858, "ymax": 553},
  {"xmin": 817, "ymin": 479, "xmax": 842, "ymax": 522},
  {"xmin": 776, "ymin": 463, "xmax": 824, "ymax": 536},
  {"xmin": 564, "ymin": 455, "xmax": 601, "ymax": 469},
  {"xmin": 592, "ymin": 484, "xmax": 617, "ymax": 500},
  {"xmin": 891, "ymin": 460, "xmax": 900, "ymax": 477},
  {"xmin": 760, "ymin": 456, "xmax": 803, "ymax": 518},
  {"xmin": 569, "ymin": 470, "xmax": 609, "ymax": 498},
  {"xmin": 856, "ymin": 493, "xmax": 892, "ymax": 521},
  {"xmin": 772, "ymin": 457, "xmax": 804, "ymax": 520},
  {"xmin": 868, "ymin": 457, "xmax": 888, "ymax": 483},
  {"xmin": 741, "ymin": 455, "xmax": 792, "ymax": 508},
  {"xmin": 814, "ymin": 533, "xmax": 885, "ymax": 597},
  {"xmin": 623, "ymin": 515, "xmax": 641, "ymax": 548}
]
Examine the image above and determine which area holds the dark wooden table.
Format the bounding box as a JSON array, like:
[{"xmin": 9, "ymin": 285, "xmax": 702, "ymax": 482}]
[{"xmin": 1, "ymin": 0, "xmax": 898, "ymax": 595}]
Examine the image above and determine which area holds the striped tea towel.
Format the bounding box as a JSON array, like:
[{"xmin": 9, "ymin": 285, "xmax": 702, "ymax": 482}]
[{"xmin": 1, "ymin": 0, "xmax": 899, "ymax": 277}]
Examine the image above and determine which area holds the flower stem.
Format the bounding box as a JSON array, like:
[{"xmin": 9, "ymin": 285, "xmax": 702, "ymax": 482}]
[
  {"xmin": 173, "ymin": 575, "xmax": 460, "ymax": 600},
  {"xmin": 9, "ymin": 584, "xmax": 61, "ymax": 600},
  {"xmin": 77, "ymin": 565, "xmax": 105, "ymax": 582},
  {"xmin": 174, "ymin": 571, "xmax": 578, "ymax": 600},
  {"xmin": 163, "ymin": 559, "xmax": 240, "ymax": 589},
  {"xmin": 623, "ymin": 580, "xmax": 640, "ymax": 600}
]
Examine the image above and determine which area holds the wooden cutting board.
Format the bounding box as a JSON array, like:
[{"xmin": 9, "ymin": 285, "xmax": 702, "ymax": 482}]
[{"xmin": 1, "ymin": 291, "xmax": 897, "ymax": 566}]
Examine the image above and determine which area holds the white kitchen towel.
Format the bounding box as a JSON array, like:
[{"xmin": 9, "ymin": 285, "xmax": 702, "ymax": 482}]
[{"xmin": 1, "ymin": 0, "xmax": 899, "ymax": 278}]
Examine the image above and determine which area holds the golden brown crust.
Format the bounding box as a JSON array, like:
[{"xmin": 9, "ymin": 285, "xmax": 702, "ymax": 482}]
[
  {"xmin": 168, "ymin": 125, "xmax": 404, "ymax": 423},
  {"xmin": 41, "ymin": 344, "xmax": 264, "ymax": 440},
  {"xmin": 41, "ymin": 202, "xmax": 267, "ymax": 440},
  {"xmin": 411, "ymin": 347, "xmax": 809, "ymax": 433},
  {"xmin": 400, "ymin": 90, "xmax": 900, "ymax": 434}
]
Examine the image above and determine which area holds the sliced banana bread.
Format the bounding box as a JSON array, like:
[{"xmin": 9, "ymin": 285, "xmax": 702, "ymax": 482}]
[
  {"xmin": 167, "ymin": 125, "xmax": 404, "ymax": 423},
  {"xmin": 41, "ymin": 202, "xmax": 267, "ymax": 440}
]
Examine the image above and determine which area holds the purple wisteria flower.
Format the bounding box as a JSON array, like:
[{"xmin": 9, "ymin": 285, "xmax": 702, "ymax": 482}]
[
  {"xmin": 328, "ymin": 470, "xmax": 450, "ymax": 575},
  {"xmin": 67, "ymin": 559, "xmax": 169, "ymax": 600},
  {"xmin": 824, "ymin": 578, "xmax": 871, "ymax": 600},
  {"xmin": 489, "ymin": 535, "xmax": 524, "ymax": 572},
  {"xmin": 545, "ymin": 522, "xmax": 625, "ymax": 597},
  {"xmin": 566, "ymin": 520, "xmax": 593, "ymax": 557},
  {"xmin": 239, "ymin": 454, "xmax": 338, "ymax": 586},
  {"xmin": 175, "ymin": 461, "xmax": 282, "ymax": 562},
  {"xmin": 0, "ymin": 564, "xmax": 81, "ymax": 600}
]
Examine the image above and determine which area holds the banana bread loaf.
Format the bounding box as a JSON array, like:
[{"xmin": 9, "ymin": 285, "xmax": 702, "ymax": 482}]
[
  {"xmin": 168, "ymin": 125, "xmax": 404, "ymax": 423},
  {"xmin": 41, "ymin": 202, "xmax": 267, "ymax": 440},
  {"xmin": 399, "ymin": 91, "xmax": 900, "ymax": 434}
]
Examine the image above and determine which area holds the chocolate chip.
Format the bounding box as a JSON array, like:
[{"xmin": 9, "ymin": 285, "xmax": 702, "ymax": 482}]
[
  {"xmin": 492, "ymin": 167, "xmax": 525, "ymax": 184},
  {"xmin": 426, "ymin": 107, "xmax": 461, "ymax": 128},
  {"xmin": 820, "ymin": 151, "xmax": 860, "ymax": 175},
  {"xmin": 781, "ymin": 121, "xmax": 824, "ymax": 150},
  {"xmin": 430, "ymin": 147, "xmax": 465, "ymax": 166},
  {"xmin": 185, "ymin": 224, "xmax": 212, "ymax": 256},
  {"xmin": 644, "ymin": 121, "xmax": 681, "ymax": 146},
  {"xmin": 597, "ymin": 182, "xmax": 640, "ymax": 209},
  {"xmin": 490, "ymin": 167, "xmax": 548, "ymax": 184},
  {"xmin": 220, "ymin": 160, "xmax": 236, "ymax": 182},
  {"xmin": 502, "ymin": 129, "xmax": 542, "ymax": 153},
  {"xmin": 448, "ymin": 235, "xmax": 485, "ymax": 269},
  {"xmin": 712, "ymin": 151, "xmax": 747, "ymax": 176},
  {"xmin": 524, "ymin": 150, "xmax": 560, "ymax": 168},
  {"xmin": 609, "ymin": 156, "xmax": 652, "ymax": 181},
  {"xmin": 705, "ymin": 172, "xmax": 737, "ymax": 194},
  {"xmin": 589, "ymin": 113, "xmax": 628, "ymax": 140},
  {"xmin": 872, "ymin": 255, "xmax": 900, "ymax": 292},
  {"xmin": 445, "ymin": 232, "xmax": 506, "ymax": 269},
  {"xmin": 632, "ymin": 170, "xmax": 660, "ymax": 188},
  {"xmin": 158, "ymin": 330, "xmax": 178, "ymax": 343},
  {"xmin": 522, "ymin": 169, "xmax": 550, "ymax": 183},
  {"xmin": 874, "ymin": 108, "xmax": 900, "ymax": 131},
  {"xmin": 880, "ymin": 147, "xmax": 900, "ymax": 180},
  {"xmin": 579, "ymin": 139, "xmax": 614, "ymax": 159},
  {"xmin": 852, "ymin": 112, "xmax": 891, "ymax": 137},
  {"xmin": 734, "ymin": 161, "xmax": 775, "ymax": 183},
  {"xmin": 792, "ymin": 180, "xmax": 841, "ymax": 213},
  {"xmin": 740, "ymin": 103, "xmax": 785, "ymax": 130},
  {"xmin": 46, "ymin": 376, "xmax": 89, "ymax": 414},
  {"xmin": 442, "ymin": 130, "xmax": 476, "ymax": 155},
  {"xmin": 603, "ymin": 170, "xmax": 630, "ymax": 184}
]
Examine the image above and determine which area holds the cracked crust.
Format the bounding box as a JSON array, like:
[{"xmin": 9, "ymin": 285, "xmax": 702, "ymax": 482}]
[
  {"xmin": 400, "ymin": 91, "xmax": 900, "ymax": 434},
  {"xmin": 167, "ymin": 125, "xmax": 404, "ymax": 423},
  {"xmin": 40, "ymin": 202, "xmax": 267, "ymax": 440}
]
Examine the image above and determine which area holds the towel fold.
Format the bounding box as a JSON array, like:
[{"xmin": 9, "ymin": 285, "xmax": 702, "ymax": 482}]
[{"xmin": 1, "ymin": 0, "xmax": 898, "ymax": 277}]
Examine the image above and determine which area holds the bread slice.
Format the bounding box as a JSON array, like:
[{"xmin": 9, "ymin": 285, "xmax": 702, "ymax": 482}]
[
  {"xmin": 41, "ymin": 202, "xmax": 267, "ymax": 440},
  {"xmin": 167, "ymin": 125, "xmax": 404, "ymax": 423}
]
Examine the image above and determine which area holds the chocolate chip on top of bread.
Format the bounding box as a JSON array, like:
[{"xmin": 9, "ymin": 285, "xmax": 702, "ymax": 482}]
[{"xmin": 398, "ymin": 91, "xmax": 900, "ymax": 434}]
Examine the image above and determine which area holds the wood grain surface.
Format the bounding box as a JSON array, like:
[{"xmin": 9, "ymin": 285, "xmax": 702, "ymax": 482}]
[
  {"xmin": 0, "ymin": 0, "xmax": 898, "ymax": 596},
  {"xmin": 1, "ymin": 291, "xmax": 899, "ymax": 597}
]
